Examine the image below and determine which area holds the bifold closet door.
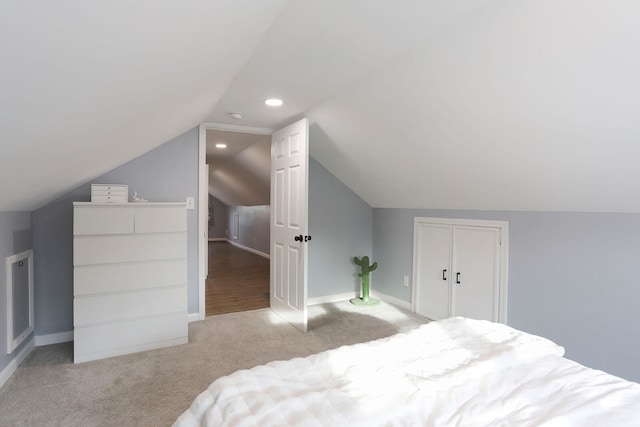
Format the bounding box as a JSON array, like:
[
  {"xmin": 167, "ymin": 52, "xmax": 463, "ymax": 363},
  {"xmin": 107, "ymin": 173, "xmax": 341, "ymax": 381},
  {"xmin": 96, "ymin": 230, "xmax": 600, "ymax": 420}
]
[
  {"xmin": 414, "ymin": 223, "xmax": 452, "ymax": 321},
  {"xmin": 452, "ymin": 226, "xmax": 500, "ymax": 321}
]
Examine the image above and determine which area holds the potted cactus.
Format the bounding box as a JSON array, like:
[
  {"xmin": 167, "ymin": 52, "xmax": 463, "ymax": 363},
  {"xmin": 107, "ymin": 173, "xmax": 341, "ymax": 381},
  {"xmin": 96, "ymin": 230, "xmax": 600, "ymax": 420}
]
[{"xmin": 350, "ymin": 256, "xmax": 381, "ymax": 306}]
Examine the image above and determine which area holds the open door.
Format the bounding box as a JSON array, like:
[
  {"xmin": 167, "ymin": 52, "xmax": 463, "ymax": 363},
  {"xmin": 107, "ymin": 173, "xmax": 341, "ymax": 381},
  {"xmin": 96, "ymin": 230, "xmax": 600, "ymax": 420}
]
[
  {"xmin": 203, "ymin": 163, "xmax": 209, "ymax": 279},
  {"xmin": 270, "ymin": 118, "xmax": 309, "ymax": 332}
]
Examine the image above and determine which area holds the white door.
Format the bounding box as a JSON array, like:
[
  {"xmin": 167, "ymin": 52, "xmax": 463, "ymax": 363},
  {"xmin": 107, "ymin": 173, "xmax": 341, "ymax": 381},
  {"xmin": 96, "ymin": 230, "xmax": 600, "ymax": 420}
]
[
  {"xmin": 204, "ymin": 163, "xmax": 209, "ymax": 278},
  {"xmin": 413, "ymin": 223, "xmax": 452, "ymax": 320},
  {"xmin": 452, "ymin": 226, "xmax": 501, "ymax": 321},
  {"xmin": 270, "ymin": 118, "xmax": 309, "ymax": 332},
  {"xmin": 413, "ymin": 217, "xmax": 509, "ymax": 323}
]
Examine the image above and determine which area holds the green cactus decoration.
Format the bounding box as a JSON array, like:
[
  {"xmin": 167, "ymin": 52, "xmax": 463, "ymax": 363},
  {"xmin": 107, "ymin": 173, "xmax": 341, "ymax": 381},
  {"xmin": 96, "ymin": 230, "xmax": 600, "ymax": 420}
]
[{"xmin": 350, "ymin": 256, "xmax": 381, "ymax": 306}]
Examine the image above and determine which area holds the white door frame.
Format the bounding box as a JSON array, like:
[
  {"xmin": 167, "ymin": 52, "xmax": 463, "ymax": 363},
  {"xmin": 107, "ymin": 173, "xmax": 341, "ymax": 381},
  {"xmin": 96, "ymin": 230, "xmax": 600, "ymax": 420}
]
[
  {"xmin": 197, "ymin": 122, "xmax": 274, "ymax": 320},
  {"xmin": 411, "ymin": 216, "xmax": 510, "ymax": 323}
]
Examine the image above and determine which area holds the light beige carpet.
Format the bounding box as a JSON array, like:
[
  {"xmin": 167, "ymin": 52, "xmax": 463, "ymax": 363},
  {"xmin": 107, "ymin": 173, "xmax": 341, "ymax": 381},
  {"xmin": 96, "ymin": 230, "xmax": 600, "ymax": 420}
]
[{"xmin": 0, "ymin": 301, "xmax": 428, "ymax": 427}]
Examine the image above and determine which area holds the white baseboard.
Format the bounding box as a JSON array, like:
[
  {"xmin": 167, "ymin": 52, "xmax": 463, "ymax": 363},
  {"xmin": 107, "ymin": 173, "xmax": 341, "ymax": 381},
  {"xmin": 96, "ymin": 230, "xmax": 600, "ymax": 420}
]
[
  {"xmin": 371, "ymin": 291, "xmax": 412, "ymax": 310},
  {"xmin": 308, "ymin": 292, "xmax": 355, "ymax": 306},
  {"xmin": 226, "ymin": 239, "xmax": 270, "ymax": 259},
  {"xmin": 34, "ymin": 331, "xmax": 74, "ymax": 346},
  {"xmin": 74, "ymin": 337, "xmax": 188, "ymax": 364},
  {"xmin": 187, "ymin": 313, "xmax": 200, "ymax": 323},
  {"xmin": 208, "ymin": 237, "xmax": 225, "ymax": 242},
  {"xmin": 0, "ymin": 337, "xmax": 35, "ymax": 389},
  {"xmin": 309, "ymin": 291, "xmax": 412, "ymax": 311}
]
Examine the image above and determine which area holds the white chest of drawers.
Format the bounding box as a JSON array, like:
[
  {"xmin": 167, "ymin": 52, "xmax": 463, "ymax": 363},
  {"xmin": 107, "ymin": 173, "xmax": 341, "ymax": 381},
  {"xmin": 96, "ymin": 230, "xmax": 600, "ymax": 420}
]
[{"xmin": 73, "ymin": 202, "xmax": 188, "ymax": 363}]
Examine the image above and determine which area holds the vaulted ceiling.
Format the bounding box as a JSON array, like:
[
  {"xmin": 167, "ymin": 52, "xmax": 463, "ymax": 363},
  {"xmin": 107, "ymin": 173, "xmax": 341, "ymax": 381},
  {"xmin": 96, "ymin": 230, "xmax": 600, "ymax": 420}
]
[
  {"xmin": 206, "ymin": 130, "xmax": 270, "ymax": 206},
  {"xmin": 2, "ymin": 1, "xmax": 639, "ymax": 212}
]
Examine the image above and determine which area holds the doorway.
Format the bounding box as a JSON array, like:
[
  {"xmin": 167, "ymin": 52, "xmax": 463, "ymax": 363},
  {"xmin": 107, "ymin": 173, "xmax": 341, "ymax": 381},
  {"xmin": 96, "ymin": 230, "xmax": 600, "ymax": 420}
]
[
  {"xmin": 198, "ymin": 120, "xmax": 310, "ymax": 329},
  {"xmin": 206, "ymin": 240, "xmax": 269, "ymax": 315},
  {"xmin": 204, "ymin": 127, "xmax": 272, "ymax": 317}
]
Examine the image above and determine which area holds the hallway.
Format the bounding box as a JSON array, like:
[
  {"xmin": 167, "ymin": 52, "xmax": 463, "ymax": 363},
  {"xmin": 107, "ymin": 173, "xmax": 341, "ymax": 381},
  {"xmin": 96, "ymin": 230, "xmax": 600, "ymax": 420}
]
[{"xmin": 205, "ymin": 241, "xmax": 270, "ymax": 316}]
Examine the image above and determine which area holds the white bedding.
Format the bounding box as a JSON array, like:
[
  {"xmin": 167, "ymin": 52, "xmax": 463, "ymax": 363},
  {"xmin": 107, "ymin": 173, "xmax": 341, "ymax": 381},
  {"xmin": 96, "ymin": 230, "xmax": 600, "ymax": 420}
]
[{"xmin": 174, "ymin": 318, "xmax": 640, "ymax": 427}]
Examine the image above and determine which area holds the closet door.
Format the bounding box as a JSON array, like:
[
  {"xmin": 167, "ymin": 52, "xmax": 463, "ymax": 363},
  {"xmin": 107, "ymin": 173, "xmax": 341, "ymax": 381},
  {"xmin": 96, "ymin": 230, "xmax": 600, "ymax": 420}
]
[
  {"xmin": 413, "ymin": 217, "xmax": 508, "ymax": 323},
  {"xmin": 413, "ymin": 223, "xmax": 452, "ymax": 320},
  {"xmin": 452, "ymin": 226, "xmax": 501, "ymax": 321}
]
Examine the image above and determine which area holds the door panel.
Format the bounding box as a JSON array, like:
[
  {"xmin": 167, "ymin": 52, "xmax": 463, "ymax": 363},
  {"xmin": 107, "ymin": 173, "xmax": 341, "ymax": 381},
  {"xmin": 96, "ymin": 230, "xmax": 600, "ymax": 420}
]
[
  {"xmin": 270, "ymin": 118, "xmax": 309, "ymax": 332},
  {"xmin": 452, "ymin": 226, "xmax": 500, "ymax": 321},
  {"xmin": 274, "ymin": 243, "xmax": 285, "ymax": 300},
  {"xmin": 414, "ymin": 223, "xmax": 452, "ymax": 320},
  {"xmin": 287, "ymin": 246, "xmax": 300, "ymax": 307}
]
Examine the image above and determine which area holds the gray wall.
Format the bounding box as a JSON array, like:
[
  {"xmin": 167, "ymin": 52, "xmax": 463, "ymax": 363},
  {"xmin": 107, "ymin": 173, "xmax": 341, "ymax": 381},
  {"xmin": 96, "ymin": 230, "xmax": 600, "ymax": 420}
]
[
  {"xmin": 32, "ymin": 128, "xmax": 199, "ymax": 336},
  {"xmin": 373, "ymin": 208, "xmax": 640, "ymax": 382},
  {"xmin": 0, "ymin": 211, "xmax": 32, "ymax": 372},
  {"xmin": 226, "ymin": 205, "xmax": 270, "ymax": 255},
  {"xmin": 308, "ymin": 158, "xmax": 373, "ymax": 298},
  {"xmin": 208, "ymin": 195, "xmax": 228, "ymax": 239}
]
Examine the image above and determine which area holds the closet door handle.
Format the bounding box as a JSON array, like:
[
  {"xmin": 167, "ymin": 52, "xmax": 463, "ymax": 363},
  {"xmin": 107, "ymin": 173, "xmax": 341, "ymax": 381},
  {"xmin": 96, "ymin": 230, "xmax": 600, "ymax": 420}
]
[
  {"xmin": 442, "ymin": 269, "xmax": 447, "ymax": 281},
  {"xmin": 456, "ymin": 272, "xmax": 461, "ymax": 284}
]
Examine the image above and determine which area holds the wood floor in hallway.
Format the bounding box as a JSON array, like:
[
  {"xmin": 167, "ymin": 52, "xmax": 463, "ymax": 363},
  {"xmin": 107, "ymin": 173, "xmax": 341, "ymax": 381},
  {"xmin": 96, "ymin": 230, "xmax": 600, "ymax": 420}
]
[{"xmin": 205, "ymin": 241, "xmax": 270, "ymax": 316}]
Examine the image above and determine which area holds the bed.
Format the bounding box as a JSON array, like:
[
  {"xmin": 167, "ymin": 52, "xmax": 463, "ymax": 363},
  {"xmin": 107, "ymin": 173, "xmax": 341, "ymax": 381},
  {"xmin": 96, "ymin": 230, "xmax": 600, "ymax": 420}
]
[{"xmin": 174, "ymin": 317, "xmax": 640, "ymax": 426}]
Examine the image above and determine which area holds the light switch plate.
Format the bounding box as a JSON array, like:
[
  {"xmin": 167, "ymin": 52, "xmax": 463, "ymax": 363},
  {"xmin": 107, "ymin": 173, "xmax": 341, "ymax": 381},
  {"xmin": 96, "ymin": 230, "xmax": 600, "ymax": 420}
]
[{"xmin": 186, "ymin": 197, "xmax": 195, "ymax": 209}]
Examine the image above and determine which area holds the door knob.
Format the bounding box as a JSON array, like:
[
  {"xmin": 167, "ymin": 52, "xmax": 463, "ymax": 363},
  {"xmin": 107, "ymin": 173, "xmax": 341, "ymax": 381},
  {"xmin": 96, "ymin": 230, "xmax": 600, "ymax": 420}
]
[{"xmin": 294, "ymin": 235, "xmax": 303, "ymax": 242}]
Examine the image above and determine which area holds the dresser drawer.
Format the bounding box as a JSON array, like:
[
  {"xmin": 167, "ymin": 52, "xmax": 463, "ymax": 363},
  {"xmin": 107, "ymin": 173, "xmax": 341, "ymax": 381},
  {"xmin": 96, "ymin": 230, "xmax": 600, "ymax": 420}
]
[
  {"xmin": 135, "ymin": 205, "xmax": 186, "ymax": 233},
  {"xmin": 74, "ymin": 259, "xmax": 186, "ymax": 296},
  {"xmin": 91, "ymin": 184, "xmax": 128, "ymax": 192},
  {"xmin": 91, "ymin": 190, "xmax": 127, "ymax": 197},
  {"xmin": 74, "ymin": 314, "xmax": 188, "ymax": 363},
  {"xmin": 74, "ymin": 286, "xmax": 187, "ymax": 326},
  {"xmin": 74, "ymin": 233, "xmax": 187, "ymax": 265},
  {"xmin": 92, "ymin": 194, "xmax": 127, "ymax": 203},
  {"xmin": 74, "ymin": 206, "xmax": 134, "ymax": 235},
  {"xmin": 92, "ymin": 190, "xmax": 128, "ymax": 197}
]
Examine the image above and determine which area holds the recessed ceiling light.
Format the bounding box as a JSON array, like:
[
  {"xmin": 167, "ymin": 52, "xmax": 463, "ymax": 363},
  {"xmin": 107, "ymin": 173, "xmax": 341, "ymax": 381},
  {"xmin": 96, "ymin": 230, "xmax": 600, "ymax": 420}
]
[
  {"xmin": 215, "ymin": 143, "xmax": 227, "ymax": 149},
  {"xmin": 265, "ymin": 98, "xmax": 283, "ymax": 107},
  {"xmin": 228, "ymin": 112, "xmax": 242, "ymax": 120}
]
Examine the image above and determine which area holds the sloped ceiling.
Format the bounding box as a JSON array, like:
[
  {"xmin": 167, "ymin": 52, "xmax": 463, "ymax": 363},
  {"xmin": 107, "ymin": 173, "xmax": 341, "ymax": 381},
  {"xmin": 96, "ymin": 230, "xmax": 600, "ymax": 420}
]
[
  {"xmin": 307, "ymin": 2, "xmax": 640, "ymax": 212},
  {"xmin": 0, "ymin": 0, "xmax": 288, "ymax": 210},
  {"xmin": 206, "ymin": 130, "xmax": 270, "ymax": 206},
  {"xmin": 2, "ymin": 1, "xmax": 639, "ymax": 212}
]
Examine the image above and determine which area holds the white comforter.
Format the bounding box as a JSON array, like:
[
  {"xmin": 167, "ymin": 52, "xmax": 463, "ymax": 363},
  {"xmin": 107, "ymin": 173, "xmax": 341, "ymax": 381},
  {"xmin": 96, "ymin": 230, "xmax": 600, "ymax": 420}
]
[{"xmin": 174, "ymin": 318, "xmax": 640, "ymax": 427}]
